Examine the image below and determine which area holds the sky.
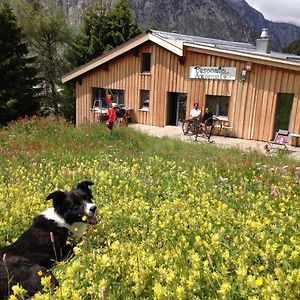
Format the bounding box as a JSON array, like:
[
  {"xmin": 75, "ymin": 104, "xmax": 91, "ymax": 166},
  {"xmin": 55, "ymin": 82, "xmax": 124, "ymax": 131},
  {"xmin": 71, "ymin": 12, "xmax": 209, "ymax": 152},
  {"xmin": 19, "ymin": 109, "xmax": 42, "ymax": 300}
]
[{"xmin": 246, "ymin": 0, "xmax": 300, "ymax": 26}]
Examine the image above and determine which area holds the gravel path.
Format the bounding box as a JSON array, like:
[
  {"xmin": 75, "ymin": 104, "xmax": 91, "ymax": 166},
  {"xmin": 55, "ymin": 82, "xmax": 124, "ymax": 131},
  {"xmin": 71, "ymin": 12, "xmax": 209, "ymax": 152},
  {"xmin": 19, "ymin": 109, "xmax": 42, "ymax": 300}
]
[{"xmin": 130, "ymin": 124, "xmax": 300, "ymax": 161}]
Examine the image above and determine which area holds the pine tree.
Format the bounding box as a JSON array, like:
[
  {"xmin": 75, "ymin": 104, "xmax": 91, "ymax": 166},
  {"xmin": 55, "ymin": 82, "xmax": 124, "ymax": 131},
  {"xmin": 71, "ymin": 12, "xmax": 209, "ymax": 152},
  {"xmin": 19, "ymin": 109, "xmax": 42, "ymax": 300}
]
[
  {"xmin": 0, "ymin": 1, "xmax": 39, "ymax": 125},
  {"xmin": 13, "ymin": 0, "xmax": 73, "ymax": 116},
  {"xmin": 283, "ymin": 38, "xmax": 300, "ymax": 56},
  {"xmin": 70, "ymin": 0, "xmax": 141, "ymax": 67},
  {"xmin": 69, "ymin": 1, "xmax": 109, "ymax": 66},
  {"xmin": 106, "ymin": 0, "xmax": 141, "ymax": 50}
]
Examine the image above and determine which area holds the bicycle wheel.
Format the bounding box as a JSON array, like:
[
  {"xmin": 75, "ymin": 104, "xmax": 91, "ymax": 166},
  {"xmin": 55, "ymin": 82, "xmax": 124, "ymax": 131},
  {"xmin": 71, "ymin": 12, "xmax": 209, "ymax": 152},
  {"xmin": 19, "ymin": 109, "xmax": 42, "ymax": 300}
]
[
  {"xmin": 182, "ymin": 120, "xmax": 191, "ymax": 135},
  {"xmin": 211, "ymin": 117, "xmax": 222, "ymax": 135},
  {"xmin": 205, "ymin": 117, "xmax": 222, "ymax": 136},
  {"xmin": 194, "ymin": 122, "xmax": 207, "ymax": 139}
]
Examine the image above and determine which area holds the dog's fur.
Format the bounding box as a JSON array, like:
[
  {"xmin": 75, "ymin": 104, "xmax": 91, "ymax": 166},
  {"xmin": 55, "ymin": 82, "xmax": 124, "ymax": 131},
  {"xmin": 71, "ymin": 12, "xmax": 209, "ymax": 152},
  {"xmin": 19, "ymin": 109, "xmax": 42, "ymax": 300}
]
[{"xmin": 0, "ymin": 181, "xmax": 97, "ymax": 299}]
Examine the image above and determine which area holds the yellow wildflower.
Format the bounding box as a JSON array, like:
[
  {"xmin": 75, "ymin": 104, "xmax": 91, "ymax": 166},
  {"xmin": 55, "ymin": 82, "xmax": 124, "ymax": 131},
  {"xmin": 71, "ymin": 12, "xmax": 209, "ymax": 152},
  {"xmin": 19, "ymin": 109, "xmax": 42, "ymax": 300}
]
[
  {"xmin": 73, "ymin": 246, "xmax": 82, "ymax": 256},
  {"xmin": 290, "ymin": 236, "xmax": 295, "ymax": 244},
  {"xmin": 256, "ymin": 277, "xmax": 263, "ymax": 287},
  {"xmin": 259, "ymin": 265, "xmax": 265, "ymax": 271},
  {"xmin": 218, "ymin": 282, "xmax": 231, "ymax": 294},
  {"xmin": 99, "ymin": 279, "xmax": 107, "ymax": 288},
  {"xmin": 175, "ymin": 286, "xmax": 185, "ymax": 299},
  {"xmin": 153, "ymin": 282, "xmax": 164, "ymax": 298},
  {"xmin": 236, "ymin": 266, "xmax": 247, "ymax": 278},
  {"xmin": 41, "ymin": 275, "xmax": 52, "ymax": 288},
  {"xmin": 165, "ymin": 270, "xmax": 175, "ymax": 284},
  {"xmin": 11, "ymin": 284, "xmax": 27, "ymax": 297}
]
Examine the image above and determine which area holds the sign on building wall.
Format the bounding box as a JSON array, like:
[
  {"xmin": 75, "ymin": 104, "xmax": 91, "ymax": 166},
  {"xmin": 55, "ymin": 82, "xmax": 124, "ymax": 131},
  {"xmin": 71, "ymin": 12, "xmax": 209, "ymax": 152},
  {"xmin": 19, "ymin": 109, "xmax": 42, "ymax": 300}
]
[{"xmin": 189, "ymin": 66, "xmax": 237, "ymax": 80}]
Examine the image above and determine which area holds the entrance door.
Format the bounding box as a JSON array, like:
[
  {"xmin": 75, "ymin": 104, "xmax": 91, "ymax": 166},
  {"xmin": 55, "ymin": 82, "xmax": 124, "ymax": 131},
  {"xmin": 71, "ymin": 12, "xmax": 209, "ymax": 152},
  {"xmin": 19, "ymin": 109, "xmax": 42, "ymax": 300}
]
[
  {"xmin": 273, "ymin": 93, "xmax": 294, "ymax": 136},
  {"xmin": 167, "ymin": 93, "xmax": 187, "ymax": 126}
]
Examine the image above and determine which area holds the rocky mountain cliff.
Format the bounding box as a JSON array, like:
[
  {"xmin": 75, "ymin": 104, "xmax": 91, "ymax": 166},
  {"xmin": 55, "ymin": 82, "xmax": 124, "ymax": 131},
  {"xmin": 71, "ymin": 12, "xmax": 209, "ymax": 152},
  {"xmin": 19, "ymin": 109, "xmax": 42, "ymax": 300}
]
[
  {"xmin": 128, "ymin": 0, "xmax": 253, "ymax": 43},
  {"xmin": 224, "ymin": 0, "xmax": 300, "ymax": 51},
  {"xmin": 58, "ymin": 0, "xmax": 300, "ymax": 51}
]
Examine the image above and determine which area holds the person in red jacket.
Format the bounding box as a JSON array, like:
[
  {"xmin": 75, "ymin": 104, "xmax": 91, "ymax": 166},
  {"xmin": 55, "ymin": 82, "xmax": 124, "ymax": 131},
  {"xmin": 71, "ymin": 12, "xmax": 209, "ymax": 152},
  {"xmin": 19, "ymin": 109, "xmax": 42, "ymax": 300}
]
[
  {"xmin": 107, "ymin": 104, "xmax": 117, "ymax": 131},
  {"xmin": 106, "ymin": 93, "xmax": 116, "ymax": 133}
]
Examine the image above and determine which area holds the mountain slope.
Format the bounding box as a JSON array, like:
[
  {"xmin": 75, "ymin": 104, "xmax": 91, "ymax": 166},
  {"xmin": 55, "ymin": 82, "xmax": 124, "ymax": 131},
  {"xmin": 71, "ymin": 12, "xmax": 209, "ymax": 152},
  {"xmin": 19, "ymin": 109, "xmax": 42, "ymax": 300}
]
[
  {"xmin": 128, "ymin": 0, "xmax": 252, "ymax": 42},
  {"xmin": 224, "ymin": 0, "xmax": 300, "ymax": 50},
  {"xmin": 58, "ymin": 0, "xmax": 300, "ymax": 51}
]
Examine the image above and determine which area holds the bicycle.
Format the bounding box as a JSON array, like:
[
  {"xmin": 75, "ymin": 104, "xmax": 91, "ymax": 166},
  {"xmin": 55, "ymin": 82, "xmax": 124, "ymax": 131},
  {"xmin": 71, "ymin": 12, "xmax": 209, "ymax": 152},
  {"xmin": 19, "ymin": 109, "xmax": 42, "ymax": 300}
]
[
  {"xmin": 182, "ymin": 117, "xmax": 209, "ymax": 140},
  {"xmin": 182, "ymin": 116, "xmax": 223, "ymax": 142},
  {"xmin": 182, "ymin": 117, "xmax": 202, "ymax": 135},
  {"xmin": 195, "ymin": 116, "xmax": 223, "ymax": 142},
  {"xmin": 114, "ymin": 104, "xmax": 129, "ymax": 127}
]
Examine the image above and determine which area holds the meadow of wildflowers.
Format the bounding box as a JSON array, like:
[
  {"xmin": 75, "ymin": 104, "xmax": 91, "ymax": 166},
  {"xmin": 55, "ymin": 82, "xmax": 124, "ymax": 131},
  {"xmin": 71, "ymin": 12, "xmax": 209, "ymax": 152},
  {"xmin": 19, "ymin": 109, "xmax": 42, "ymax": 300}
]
[{"xmin": 0, "ymin": 118, "xmax": 299, "ymax": 299}]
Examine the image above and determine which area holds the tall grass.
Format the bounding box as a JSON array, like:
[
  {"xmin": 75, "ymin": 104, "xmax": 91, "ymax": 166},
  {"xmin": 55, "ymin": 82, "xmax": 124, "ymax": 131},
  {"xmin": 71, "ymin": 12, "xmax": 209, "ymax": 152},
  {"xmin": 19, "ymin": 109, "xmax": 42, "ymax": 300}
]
[{"xmin": 0, "ymin": 118, "xmax": 299, "ymax": 299}]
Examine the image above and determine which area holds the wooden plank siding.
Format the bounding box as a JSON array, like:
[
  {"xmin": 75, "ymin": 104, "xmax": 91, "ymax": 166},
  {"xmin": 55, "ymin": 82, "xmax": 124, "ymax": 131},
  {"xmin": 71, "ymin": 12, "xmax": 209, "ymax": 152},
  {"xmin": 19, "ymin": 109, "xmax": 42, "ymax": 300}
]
[{"xmin": 75, "ymin": 41, "xmax": 300, "ymax": 142}]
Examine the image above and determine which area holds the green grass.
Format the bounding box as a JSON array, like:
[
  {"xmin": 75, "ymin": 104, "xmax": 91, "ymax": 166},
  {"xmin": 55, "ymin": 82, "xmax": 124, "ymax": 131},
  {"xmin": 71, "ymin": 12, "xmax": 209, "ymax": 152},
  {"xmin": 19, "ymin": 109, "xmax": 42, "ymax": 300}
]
[{"xmin": 0, "ymin": 118, "xmax": 299, "ymax": 299}]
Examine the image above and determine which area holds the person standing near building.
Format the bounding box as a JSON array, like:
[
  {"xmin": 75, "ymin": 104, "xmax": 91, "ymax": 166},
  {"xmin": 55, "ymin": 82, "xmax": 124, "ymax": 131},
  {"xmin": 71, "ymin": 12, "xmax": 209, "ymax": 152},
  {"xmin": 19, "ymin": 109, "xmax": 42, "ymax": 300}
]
[{"xmin": 106, "ymin": 93, "xmax": 116, "ymax": 133}]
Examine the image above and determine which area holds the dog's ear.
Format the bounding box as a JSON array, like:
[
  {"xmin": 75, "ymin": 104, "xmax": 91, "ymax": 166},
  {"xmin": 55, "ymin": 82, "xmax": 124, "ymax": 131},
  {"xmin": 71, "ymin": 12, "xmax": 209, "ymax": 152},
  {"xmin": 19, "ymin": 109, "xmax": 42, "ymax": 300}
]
[
  {"xmin": 77, "ymin": 181, "xmax": 94, "ymax": 199},
  {"xmin": 77, "ymin": 181, "xmax": 94, "ymax": 191},
  {"xmin": 46, "ymin": 191, "xmax": 67, "ymax": 210},
  {"xmin": 46, "ymin": 191, "xmax": 66, "ymax": 202}
]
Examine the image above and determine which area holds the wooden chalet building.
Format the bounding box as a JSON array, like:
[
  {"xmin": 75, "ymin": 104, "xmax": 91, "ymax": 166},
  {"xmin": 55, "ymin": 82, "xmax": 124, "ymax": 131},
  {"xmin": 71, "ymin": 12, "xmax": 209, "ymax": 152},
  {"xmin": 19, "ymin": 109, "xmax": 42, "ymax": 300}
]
[{"xmin": 62, "ymin": 29, "xmax": 300, "ymax": 142}]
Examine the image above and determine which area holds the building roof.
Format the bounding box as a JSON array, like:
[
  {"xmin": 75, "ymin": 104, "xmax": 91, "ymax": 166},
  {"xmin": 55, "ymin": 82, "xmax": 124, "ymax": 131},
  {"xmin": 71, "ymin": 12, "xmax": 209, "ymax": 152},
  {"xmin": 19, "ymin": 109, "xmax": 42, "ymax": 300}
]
[
  {"xmin": 152, "ymin": 30, "xmax": 300, "ymax": 62},
  {"xmin": 62, "ymin": 29, "xmax": 300, "ymax": 83},
  {"xmin": 151, "ymin": 30, "xmax": 256, "ymax": 52}
]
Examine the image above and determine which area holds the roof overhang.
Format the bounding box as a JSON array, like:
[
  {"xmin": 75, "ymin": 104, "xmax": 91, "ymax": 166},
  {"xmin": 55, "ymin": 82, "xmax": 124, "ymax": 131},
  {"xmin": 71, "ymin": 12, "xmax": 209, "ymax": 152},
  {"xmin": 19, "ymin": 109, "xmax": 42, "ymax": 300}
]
[
  {"xmin": 62, "ymin": 31, "xmax": 183, "ymax": 83},
  {"xmin": 184, "ymin": 43, "xmax": 300, "ymax": 72}
]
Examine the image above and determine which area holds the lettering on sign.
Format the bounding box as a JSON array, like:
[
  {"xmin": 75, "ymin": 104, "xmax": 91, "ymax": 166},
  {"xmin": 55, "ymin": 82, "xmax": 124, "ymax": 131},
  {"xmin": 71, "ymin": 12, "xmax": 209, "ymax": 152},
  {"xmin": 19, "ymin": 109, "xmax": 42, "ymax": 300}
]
[{"xmin": 189, "ymin": 66, "xmax": 236, "ymax": 80}]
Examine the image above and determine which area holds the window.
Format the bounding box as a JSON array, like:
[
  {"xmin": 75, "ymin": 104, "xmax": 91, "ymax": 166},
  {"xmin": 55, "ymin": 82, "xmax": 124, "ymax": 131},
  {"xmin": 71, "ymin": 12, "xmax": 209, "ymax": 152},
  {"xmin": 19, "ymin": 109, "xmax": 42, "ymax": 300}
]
[
  {"xmin": 92, "ymin": 88, "xmax": 124, "ymax": 109},
  {"xmin": 109, "ymin": 89, "xmax": 125, "ymax": 105},
  {"xmin": 205, "ymin": 95, "xmax": 229, "ymax": 118},
  {"xmin": 140, "ymin": 90, "xmax": 150, "ymax": 110},
  {"xmin": 141, "ymin": 53, "xmax": 151, "ymax": 73},
  {"xmin": 92, "ymin": 88, "xmax": 104, "ymax": 111}
]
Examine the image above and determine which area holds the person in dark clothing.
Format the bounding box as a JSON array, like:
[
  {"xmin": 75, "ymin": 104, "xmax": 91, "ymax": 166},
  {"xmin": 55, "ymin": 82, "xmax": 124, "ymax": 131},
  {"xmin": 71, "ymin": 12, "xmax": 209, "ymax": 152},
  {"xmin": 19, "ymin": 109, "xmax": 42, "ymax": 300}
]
[
  {"xmin": 203, "ymin": 107, "xmax": 213, "ymax": 125},
  {"xmin": 202, "ymin": 107, "xmax": 214, "ymax": 141}
]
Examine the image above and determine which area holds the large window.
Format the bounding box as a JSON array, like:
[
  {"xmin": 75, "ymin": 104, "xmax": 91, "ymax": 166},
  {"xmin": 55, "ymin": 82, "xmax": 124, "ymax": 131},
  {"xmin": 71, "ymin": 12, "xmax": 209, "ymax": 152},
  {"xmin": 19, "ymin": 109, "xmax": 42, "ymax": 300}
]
[
  {"xmin": 205, "ymin": 95, "xmax": 229, "ymax": 118},
  {"xmin": 141, "ymin": 53, "xmax": 151, "ymax": 73},
  {"xmin": 140, "ymin": 90, "xmax": 150, "ymax": 110},
  {"xmin": 92, "ymin": 88, "xmax": 124, "ymax": 109}
]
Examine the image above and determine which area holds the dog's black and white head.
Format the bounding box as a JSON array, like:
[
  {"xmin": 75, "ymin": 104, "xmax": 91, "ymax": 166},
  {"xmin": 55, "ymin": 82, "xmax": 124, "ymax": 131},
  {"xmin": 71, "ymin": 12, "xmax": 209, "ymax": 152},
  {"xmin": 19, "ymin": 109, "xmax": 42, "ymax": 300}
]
[
  {"xmin": 0, "ymin": 180, "xmax": 98, "ymax": 299},
  {"xmin": 42, "ymin": 180, "xmax": 97, "ymax": 237}
]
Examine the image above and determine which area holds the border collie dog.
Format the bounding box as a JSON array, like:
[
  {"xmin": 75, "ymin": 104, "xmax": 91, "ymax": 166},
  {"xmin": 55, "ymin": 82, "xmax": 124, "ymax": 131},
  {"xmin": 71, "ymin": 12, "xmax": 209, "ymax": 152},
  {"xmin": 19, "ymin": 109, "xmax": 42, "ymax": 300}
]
[{"xmin": 0, "ymin": 180, "xmax": 97, "ymax": 299}]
